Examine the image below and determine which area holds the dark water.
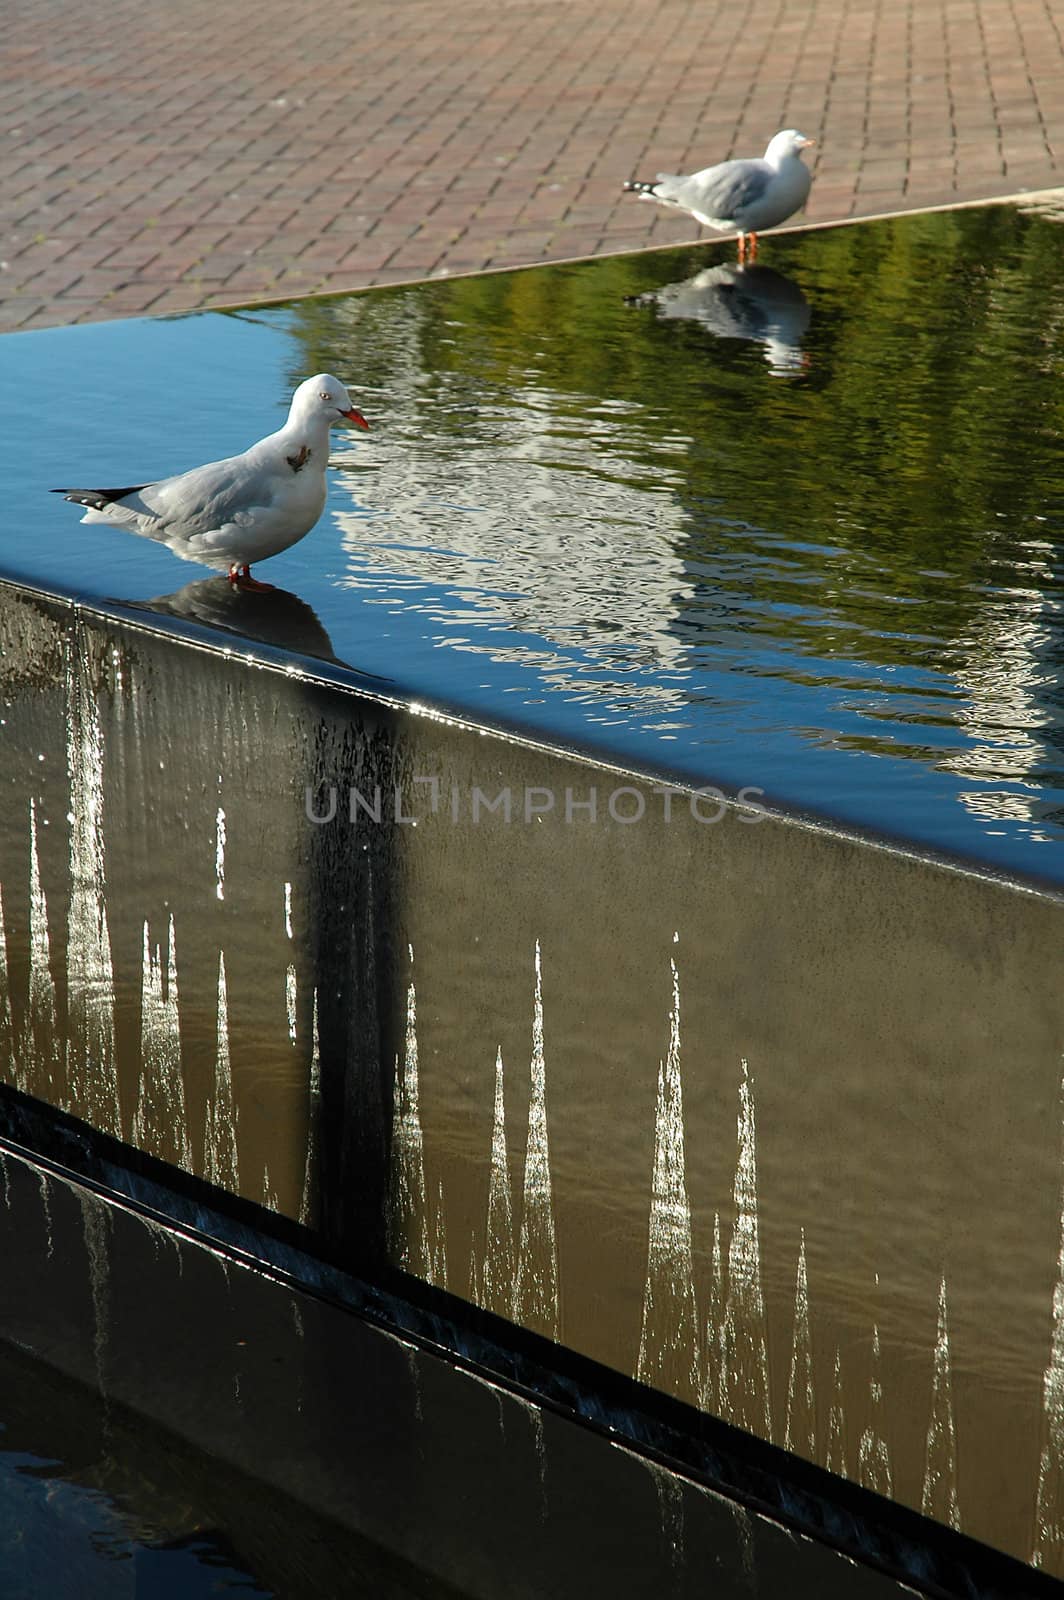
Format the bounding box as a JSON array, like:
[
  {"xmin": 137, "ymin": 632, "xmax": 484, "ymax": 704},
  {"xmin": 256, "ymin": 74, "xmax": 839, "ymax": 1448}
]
[
  {"xmin": 0, "ymin": 1340, "xmax": 462, "ymax": 1599},
  {"xmin": 1, "ymin": 201, "xmax": 1063, "ymax": 882}
]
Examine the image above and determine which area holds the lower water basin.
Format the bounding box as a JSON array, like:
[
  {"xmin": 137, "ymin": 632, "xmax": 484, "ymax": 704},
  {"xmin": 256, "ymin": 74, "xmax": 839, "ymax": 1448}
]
[{"xmin": 0, "ymin": 1338, "xmax": 462, "ymax": 1599}]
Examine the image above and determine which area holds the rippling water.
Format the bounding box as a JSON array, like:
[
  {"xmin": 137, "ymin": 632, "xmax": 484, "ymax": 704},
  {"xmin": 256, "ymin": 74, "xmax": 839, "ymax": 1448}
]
[{"xmin": 2, "ymin": 200, "xmax": 1063, "ymax": 880}]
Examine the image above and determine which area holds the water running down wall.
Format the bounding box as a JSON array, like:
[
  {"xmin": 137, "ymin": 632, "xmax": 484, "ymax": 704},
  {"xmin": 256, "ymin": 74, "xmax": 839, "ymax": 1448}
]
[{"xmin": 0, "ymin": 579, "xmax": 1061, "ymax": 1582}]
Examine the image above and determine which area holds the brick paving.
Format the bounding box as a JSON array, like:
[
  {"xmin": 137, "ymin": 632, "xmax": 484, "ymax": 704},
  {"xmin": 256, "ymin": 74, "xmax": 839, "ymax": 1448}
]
[{"xmin": 2, "ymin": 0, "xmax": 1064, "ymax": 333}]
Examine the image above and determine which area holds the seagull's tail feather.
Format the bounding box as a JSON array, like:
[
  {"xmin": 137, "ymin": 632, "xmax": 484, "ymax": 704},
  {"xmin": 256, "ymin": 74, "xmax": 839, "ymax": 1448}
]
[
  {"xmin": 624, "ymin": 176, "xmax": 691, "ymax": 209},
  {"xmin": 51, "ymin": 485, "xmax": 149, "ymax": 510}
]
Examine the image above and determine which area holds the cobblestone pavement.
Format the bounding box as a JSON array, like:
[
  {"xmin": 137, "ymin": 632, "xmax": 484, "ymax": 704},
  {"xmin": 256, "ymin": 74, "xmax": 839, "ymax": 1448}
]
[{"xmin": 3, "ymin": 0, "xmax": 1064, "ymax": 332}]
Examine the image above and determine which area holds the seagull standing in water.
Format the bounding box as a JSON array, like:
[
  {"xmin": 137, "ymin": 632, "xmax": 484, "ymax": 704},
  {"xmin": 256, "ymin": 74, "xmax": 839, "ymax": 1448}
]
[
  {"xmin": 53, "ymin": 374, "xmax": 370, "ymax": 590},
  {"xmin": 623, "ymin": 129, "xmax": 815, "ymax": 262}
]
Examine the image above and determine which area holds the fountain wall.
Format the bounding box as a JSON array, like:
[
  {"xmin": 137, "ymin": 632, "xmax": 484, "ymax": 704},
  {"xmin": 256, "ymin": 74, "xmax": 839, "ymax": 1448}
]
[{"xmin": 0, "ymin": 577, "xmax": 1061, "ymax": 1592}]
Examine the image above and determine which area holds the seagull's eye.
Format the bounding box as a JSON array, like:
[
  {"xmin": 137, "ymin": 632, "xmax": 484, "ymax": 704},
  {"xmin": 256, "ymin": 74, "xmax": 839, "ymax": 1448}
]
[{"xmin": 319, "ymin": 391, "xmax": 333, "ymax": 402}]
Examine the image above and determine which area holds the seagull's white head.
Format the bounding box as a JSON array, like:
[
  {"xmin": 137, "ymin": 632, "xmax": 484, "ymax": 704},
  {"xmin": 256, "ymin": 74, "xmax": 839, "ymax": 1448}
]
[
  {"xmin": 289, "ymin": 373, "xmax": 370, "ymax": 430},
  {"xmin": 765, "ymin": 129, "xmax": 816, "ymax": 163}
]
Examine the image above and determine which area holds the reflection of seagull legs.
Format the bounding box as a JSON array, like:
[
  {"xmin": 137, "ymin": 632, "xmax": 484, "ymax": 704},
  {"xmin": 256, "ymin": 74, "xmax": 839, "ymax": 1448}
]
[
  {"xmin": 228, "ymin": 562, "xmax": 276, "ymax": 593},
  {"xmin": 114, "ymin": 576, "xmax": 388, "ymax": 673}
]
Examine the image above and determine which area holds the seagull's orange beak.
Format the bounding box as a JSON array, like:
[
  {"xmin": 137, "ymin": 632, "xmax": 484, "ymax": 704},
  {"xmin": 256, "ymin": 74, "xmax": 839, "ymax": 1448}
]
[
  {"xmin": 799, "ymin": 137, "xmax": 816, "ymax": 149},
  {"xmin": 342, "ymin": 407, "xmax": 370, "ymax": 430}
]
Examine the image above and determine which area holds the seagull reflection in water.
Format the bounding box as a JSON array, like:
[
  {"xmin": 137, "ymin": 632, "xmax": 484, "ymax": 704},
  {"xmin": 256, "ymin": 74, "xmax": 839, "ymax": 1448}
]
[
  {"xmin": 629, "ymin": 263, "xmax": 811, "ymax": 376},
  {"xmin": 121, "ymin": 577, "xmax": 389, "ymax": 679}
]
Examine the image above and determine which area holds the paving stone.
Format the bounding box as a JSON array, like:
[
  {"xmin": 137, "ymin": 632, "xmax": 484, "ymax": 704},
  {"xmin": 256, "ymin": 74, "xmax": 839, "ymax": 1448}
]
[{"xmin": 1, "ymin": 0, "xmax": 1064, "ymax": 333}]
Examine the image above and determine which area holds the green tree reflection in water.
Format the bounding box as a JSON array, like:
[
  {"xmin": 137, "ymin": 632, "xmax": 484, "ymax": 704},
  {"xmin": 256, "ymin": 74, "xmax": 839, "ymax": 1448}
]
[{"xmin": 277, "ymin": 202, "xmax": 1064, "ymax": 860}]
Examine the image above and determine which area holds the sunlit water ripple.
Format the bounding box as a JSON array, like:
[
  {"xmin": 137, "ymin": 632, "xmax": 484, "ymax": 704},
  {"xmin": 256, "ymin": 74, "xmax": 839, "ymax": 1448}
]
[{"xmin": 3, "ymin": 200, "xmax": 1063, "ymax": 880}]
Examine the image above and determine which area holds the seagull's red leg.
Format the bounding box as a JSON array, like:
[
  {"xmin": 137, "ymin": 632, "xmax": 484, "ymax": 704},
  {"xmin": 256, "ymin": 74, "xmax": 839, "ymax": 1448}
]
[
  {"xmin": 749, "ymin": 231, "xmax": 759, "ymax": 261},
  {"xmin": 737, "ymin": 232, "xmax": 747, "ymax": 264},
  {"xmin": 231, "ymin": 563, "xmax": 276, "ymax": 593}
]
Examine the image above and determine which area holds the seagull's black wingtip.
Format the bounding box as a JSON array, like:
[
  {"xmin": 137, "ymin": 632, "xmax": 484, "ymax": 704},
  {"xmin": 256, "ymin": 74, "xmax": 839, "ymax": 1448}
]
[{"xmin": 50, "ymin": 484, "xmax": 149, "ymax": 510}]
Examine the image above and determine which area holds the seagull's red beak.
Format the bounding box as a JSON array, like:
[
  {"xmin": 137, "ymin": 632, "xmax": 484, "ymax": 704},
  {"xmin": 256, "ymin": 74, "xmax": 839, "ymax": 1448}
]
[{"xmin": 342, "ymin": 407, "xmax": 370, "ymax": 429}]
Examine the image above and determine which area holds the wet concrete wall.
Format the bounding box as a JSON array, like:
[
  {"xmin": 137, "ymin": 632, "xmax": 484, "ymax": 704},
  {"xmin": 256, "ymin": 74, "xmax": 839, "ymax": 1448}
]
[{"xmin": 0, "ymin": 578, "xmax": 1062, "ymax": 1580}]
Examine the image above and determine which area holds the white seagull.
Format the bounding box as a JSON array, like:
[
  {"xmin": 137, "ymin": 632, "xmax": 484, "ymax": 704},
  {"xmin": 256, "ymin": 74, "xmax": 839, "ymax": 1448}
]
[
  {"xmin": 623, "ymin": 129, "xmax": 815, "ymax": 262},
  {"xmin": 53, "ymin": 373, "xmax": 370, "ymax": 590}
]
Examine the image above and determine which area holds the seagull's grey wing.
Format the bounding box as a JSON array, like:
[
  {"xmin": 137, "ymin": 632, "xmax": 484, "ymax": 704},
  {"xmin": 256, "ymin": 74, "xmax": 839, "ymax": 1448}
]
[
  {"xmin": 137, "ymin": 454, "xmax": 271, "ymax": 536},
  {"xmin": 70, "ymin": 451, "xmax": 274, "ymax": 543},
  {"xmin": 665, "ymin": 158, "xmax": 774, "ymax": 222}
]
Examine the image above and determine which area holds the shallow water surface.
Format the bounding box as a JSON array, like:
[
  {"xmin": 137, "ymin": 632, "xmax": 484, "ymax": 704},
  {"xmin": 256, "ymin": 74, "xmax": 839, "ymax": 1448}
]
[{"xmin": 2, "ymin": 202, "xmax": 1064, "ymax": 880}]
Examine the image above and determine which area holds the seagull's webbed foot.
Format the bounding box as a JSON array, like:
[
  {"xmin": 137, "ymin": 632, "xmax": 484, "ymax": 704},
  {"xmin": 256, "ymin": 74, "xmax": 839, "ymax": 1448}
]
[{"xmin": 228, "ymin": 563, "xmax": 276, "ymax": 592}]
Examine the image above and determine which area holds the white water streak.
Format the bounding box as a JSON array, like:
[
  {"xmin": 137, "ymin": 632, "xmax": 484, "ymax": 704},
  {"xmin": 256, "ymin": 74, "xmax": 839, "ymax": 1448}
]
[
  {"xmin": 481, "ymin": 1046, "xmax": 516, "ymax": 1316},
  {"xmin": 637, "ymin": 959, "xmax": 699, "ymax": 1401},
  {"xmin": 142, "ymin": 1213, "xmax": 184, "ymax": 1275},
  {"xmin": 299, "ymin": 989, "xmax": 321, "ymax": 1227},
  {"xmin": 514, "ymin": 942, "xmax": 559, "ymax": 1340},
  {"xmin": 488, "ymin": 1384, "xmax": 506, "ymax": 1438},
  {"xmin": 922, "ymin": 1274, "xmax": 961, "ymax": 1529},
  {"xmin": 36, "ymin": 1168, "xmax": 54, "ymax": 1260},
  {"xmin": 721, "ymin": 1058, "xmax": 771, "ymax": 1437},
  {"xmin": 390, "ymin": 973, "xmax": 429, "ymax": 1275},
  {"xmin": 134, "ymin": 918, "xmax": 192, "ymax": 1171},
  {"xmin": 203, "ymin": 951, "xmax": 239, "ymax": 1190},
  {"xmin": 826, "ymin": 1344, "xmax": 847, "ymax": 1478},
  {"xmin": 283, "ymin": 881, "xmax": 293, "ymax": 939},
  {"xmin": 430, "ymin": 1176, "xmax": 448, "ymax": 1289},
  {"xmin": 286, "ymin": 964, "xmax": 298, "ymax": 1044},
  {"xmin": 857, "ymin": 1319, "xmax": 893, "ymax": 1497},
  {"xmin": 65, "ymin": 647, "xmax": 120, "ymax": 1133},
  {"xmin": 702, "ymin": 1210, "xmax": 726, "ymax": 1415},
  {"xmin": 522, "ymin": 1400, "xmax": 549, "ymax": 1519},
  {"xmin": 215, "ymin": 807, "xmax": 226, "ymax": 900},
  {"xmin": 28, "ymin": 799, "xmax": 59, "ymax": 1085},
  {"xmin": 784, "ymin": 1229, "xmax": 815, "ymax": 1459}
]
